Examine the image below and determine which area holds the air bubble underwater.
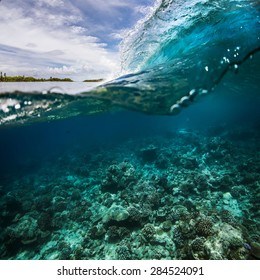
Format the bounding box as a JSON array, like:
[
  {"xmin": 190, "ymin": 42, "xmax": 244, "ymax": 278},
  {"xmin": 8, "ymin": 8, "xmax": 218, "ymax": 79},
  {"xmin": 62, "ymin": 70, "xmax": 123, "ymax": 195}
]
[
  {"xmin": 44, "ymin": 87, "xmax": 65, "ymax": 94},
  {"xmin": 169, "ymin": 87, "xmax": 209, "ymax": 115},
  {"xmin": 170, "ymin": 103, "xmax": 182, "ymax": 115},
  {"xmin": 0, "ymin": 98, "xmax": 21, "ymax": 113},
  {"xmin": 234, "ymin": 64, "xmax": 239, "ymax": 74}
]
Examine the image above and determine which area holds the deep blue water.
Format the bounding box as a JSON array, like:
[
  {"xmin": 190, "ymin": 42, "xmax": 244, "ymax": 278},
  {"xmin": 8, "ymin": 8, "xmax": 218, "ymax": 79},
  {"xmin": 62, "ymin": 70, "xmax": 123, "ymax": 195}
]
[{"xmin": 1, "ymin": 90, "xmax": 259, "ymax": 183}]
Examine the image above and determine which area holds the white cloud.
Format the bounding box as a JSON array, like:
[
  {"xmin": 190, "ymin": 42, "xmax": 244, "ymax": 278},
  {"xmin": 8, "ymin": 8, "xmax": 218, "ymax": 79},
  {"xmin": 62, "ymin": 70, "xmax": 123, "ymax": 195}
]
[
  {"xmin": 0, "ymin": 0, "xmax": 154, "ymax": 80},
  {"xmin": 37, "ymin": 0, "xmax": 65, "ymax": 8},
  {"xmin": 74, "ymin": 0, "xmax": 131, "ymax": 13},
  {"xmin": 47, "ymin": 65, "xmax": 77, "ymax": 75},
  {"xmin": 0, "ymin": 2, "xmax": 119, "ymax": 80},
  {"xmin": 70, "ymin": 26, "xmax": 88, "ymax": 34}
]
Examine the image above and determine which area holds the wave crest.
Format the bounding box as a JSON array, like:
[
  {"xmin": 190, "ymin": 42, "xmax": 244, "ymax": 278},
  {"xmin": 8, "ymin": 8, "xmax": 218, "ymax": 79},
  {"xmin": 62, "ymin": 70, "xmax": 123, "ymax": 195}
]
[{"xmin": 0, "ymin": 0, "xmax": 259, "ymax": 126}]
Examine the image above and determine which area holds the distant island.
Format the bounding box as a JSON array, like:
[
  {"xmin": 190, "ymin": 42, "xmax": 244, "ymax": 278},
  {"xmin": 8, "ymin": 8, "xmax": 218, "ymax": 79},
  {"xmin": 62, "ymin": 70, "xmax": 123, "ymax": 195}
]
[
  {"xmin": 0, "ymin": 73, "xmax": 73, "ymax": 82},
  {"xmin": 83, "ymin": 79, "xmax": 104, "ymax": 82},
  {"xmin": 0, "ymin": 72, "xmax": 104, "ymax": 82}
]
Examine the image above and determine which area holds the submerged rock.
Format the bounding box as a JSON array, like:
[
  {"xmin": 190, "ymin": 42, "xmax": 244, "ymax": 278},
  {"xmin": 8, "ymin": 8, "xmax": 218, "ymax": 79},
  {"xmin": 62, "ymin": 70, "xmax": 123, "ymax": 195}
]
[
  {"xmin": 250, "ymin": 242, "xmax": 260, "ymax": 259},
  {"xmin": 102, "ymin": 205, "xmax": 130, "ymax": 224},
  {"xmin": 140, "ymin": 145, "xmax": 158, "ymax": 162},
  {"xmin": 101, "ymin": 162, "xmax": 137, "ymax": 193},
  {"xmin": 142, "ymin": 223, "xmax": 155, "ymax": 240},
  {"xmin": 106, "ymin": 226, "xmax": 130, "ymax": 242},
  {"xmin": 191, "ymin": 237, "xmax": 207, "ymax": 260},
  {"xmin": 195, "ymin": 217, "xmax": 214, "ymax": 237},
  {"xmin": 5, "ymin": 215, "xmax": 40, "ymax": 246}
]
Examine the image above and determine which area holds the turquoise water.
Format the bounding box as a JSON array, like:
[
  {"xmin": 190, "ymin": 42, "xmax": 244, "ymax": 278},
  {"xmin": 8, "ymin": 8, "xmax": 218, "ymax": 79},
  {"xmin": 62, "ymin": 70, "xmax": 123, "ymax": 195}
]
[{"xmin": 0, "ymin": 0, "xmax": 259, "ymax": 259}]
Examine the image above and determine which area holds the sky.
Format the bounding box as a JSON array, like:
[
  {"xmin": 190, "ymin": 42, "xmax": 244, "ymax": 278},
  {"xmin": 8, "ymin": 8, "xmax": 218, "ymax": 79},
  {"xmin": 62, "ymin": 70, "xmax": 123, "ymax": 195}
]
[{"xmin": 0, "ymin": 0, "xmax": 154, "ymax": 81}]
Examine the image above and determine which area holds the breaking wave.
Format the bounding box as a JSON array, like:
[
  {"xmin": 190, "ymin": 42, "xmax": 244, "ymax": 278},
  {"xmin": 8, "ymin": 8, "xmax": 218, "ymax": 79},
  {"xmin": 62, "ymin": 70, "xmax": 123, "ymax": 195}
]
[{"xmin": 0, "ymin": 0, "xmax": 259, "ymax": 126}]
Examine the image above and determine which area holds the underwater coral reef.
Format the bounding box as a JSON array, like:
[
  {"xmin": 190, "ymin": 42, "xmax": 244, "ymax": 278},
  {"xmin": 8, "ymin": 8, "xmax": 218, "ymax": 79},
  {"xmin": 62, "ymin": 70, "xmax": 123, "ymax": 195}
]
[{"xmin": 0, "ymin": 125, "xmax": 259, "ymax": 260}]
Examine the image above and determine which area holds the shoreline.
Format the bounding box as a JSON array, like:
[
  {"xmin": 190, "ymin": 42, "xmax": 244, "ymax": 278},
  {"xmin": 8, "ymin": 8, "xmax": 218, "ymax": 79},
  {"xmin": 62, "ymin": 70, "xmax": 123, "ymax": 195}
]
[{"xmin": 0, "ymin": 76, "xmax": 103, "ymax": 83}]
